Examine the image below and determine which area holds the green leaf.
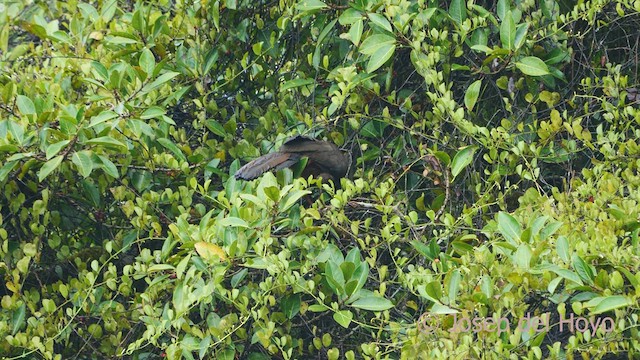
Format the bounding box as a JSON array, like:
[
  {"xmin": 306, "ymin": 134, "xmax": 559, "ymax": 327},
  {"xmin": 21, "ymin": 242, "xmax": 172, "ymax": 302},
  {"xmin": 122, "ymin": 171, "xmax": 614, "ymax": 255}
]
[
  {"xmin": 546, "ymin": 48, "xmax": 570, "ymax": 65},
  {"xmin": 88, "ymin": 110, "xmax": 118, "ymax": 128},
  {"xmin": 556, "ymin": 236, "xmax": 570, "ymax": 262},
  {"xmin": 157, "ymin": 138, "xmax": 187, "ymax": 162},
  {"xmin": 530, "ymin": 215, "xmax": 548, "ymax": 236},
  {"xmin": 470, "ymin": 44, "xmax": 492, "ymax": 54},
  {"xmin": 367, "ymin": 13, "xmax": 392, "ymax": 33},
  {"xmin": 140, "ymin": 106, "xmax": 166, "ymax": 119},
  {"xmin": 127, "ymin": 119, "xmax": 155, "ymax": 137},
  {"xmin": 309, "ymin": 304, "xmax": 327, "ymax": 312},
  {"xmin": 338, "ymin": 8, "xmax": 363, "ymax": 25},
  {"xmin": 333, "ymin": 310, "xmax": 353, "ymax": 328},
  {"xmin": 217, "ymin": 217, "xmax": 248, "ymax": 228},
  {"xmin": 296, "ymin": 0, "xmax": 327, "ymax": 12},
  {"xmin": 38, "ymin": 155, "xmax": 64, "ymax": 181},
  {"xmin": 514, "ymin": 243, "xmax": 532, "ymax": 269},
  {"xmin": 500, "ymin": 10, "xmax": 515, "ymax": 50},
  {"xmin": 11, "ymin": 303, "xmax": 26, "ymax": 335},
  {"xmin": 449, "ymin": 0, "xmax": 467, "ymax": 25},
  {"xmin": 46, "ymin": 140, "xmax": 70, "ymax": 159},
  {"xmin": 104, "ymin": 35, "xmax": 138, "ymax": 45},
  {"xmin": 592, "ymin": 296, "xmax": 633, "ymax": 314},
  {"xmin": 16, "ymin": 95, "xmax": 36, "ymax": 115},
  {"xmin": 0, "ymin": 161, "xmax": 18, "ymax": 182},
  {"xmin": 348, "ymin": 261, "xmax": 368, "ymax": 297},
  {"xmin": 194, "ymin": 242, "xmax": 226, "ymax": 261},
  {"xmin": 572, "ymin": 254, "xmax": 594, "ymax": 284},
  {"xmin": 264, "ymin": 186, "xmax": 280, "ymax": 202},
  {"xmin": 325, "ymin": 260, "xmax": 345, "ymax": 295},
  {"xmin": 280, "ymin": 189, "xmax": 311, "ymax": 212},
  {"xmin": 72, "ymin": 150, "xmax": 94, "ymax": 178},
  {"xmin": 85, "ymin": 136, "xmax": 127, "ymax": 150},
  {"xmin": 540, "ymin": 220, "xmax": 562, "ymax": 240},
  {"xmin": 366, "ymin": 42, "xmax": 395, "ymax": 73},
  {"xmin": 6, "ymin": 152, "xmax": 32, "ymax": 162},
  {"xmin": 91, "ymin": 61, "xmax": 109, "ymax": 81},
  {"xmin": 281, "ymin": 78, "xmax": 315, "ymax": 91},
  {"xmin": 140, "ymin": 71, "xmax": 180, "ymax": 95},
  {"xmin": 551, "ymin": 268, "xmax": 583, "ymax": 285},
  {"xmin": 312, "ymin": 19, "xmax": 337, "ymax": 70},
  {"xmin": 515, "ymin": 56, "xmax": 550, "ymax": 76},
  {"xmin": 132, "ymin": 9, "xmax": 145, "ymax": 33},
  {"xmin": 360, "ymin": 119, "xmax": 388, "ymax": 138},
  {"xmin": 447, "ymin": 269, "xmax": 461, "ymax": 305},
  {"xmin": 411, "ymin": 240, "xmax": 439, "ymax": 261},
  {"xmin": 139, "ymin": 48, "xmax": 155, "ymax": 77},
  {"xmin": 282, "ymin": 294, "xmax": 301, "ymax": 319},
  {"xmin": 514, "ymin": 23, "xmax": 529, "ymax": 50},
  {"xmin": 548, "ymin": 276, "xmax": 562, "ymax": 293},
  {"xmin": 496, "ymin": 0, "xmax": 508, "ymax": 21},
  {"xmin": 430, "ymin": 303, "xmax": 458, "ymax": 314},
  {"xmin": 131, "ymin": 170, "xmax": 152, "ymax": 192},
  {"xmin": 359, "ymin": 34, "xmax": 395, "ymax": 55},
  {"xmin": 497, "ymin": 211, "xmax": 522, "ymax": 244},
  {"xmin": 350, "ymin": 296, "xmax": 394, "ymax": 311},
  {"xmin": 252, "ymin": 41, "xmax": 263, "ymax": 55},
  {"xmin": 203, "ymin": 49, "xmax": 219, "ymax": 74},
  {"xmin": 418, "ymin": 281, "xmax": 443, "ymax": 303},
  {"xmin": 615, "ymin": 265, "xmax": 639, "ymax": 288},
  {"xmin": 42, "ymin": 298, "xmax": 56, "ymax": 313},
  {"xmin": 464, "ymin": 80, "xmax": 482, "ymax": 111},
  {"xmin": 98, "ymin": 155, "xmax": 120, "ymax": 178},
  {"xmin": 172, "ymin": 281, "xmax": 186, "ymax": 315},
  {"xmin": 7, "ymin": 121, "xmax": 24, "ymax": 144},
  {"xmin": 205, "ymin": 119, "xmax": 227, "ymax": 137},
  {"xmin": 239, "ymin": 194, "xmax": 266, "ymax": 209},
  {"xmin": 451, "ymin": 145, "xmax": 476, "ymax": 180},
  {"xmin": 231, "ymin": 268, "xmax": 247, "ymax": 288},
  {"xmin": 348, "ymin": 19, "xmax": 364, "ymax": 46}
]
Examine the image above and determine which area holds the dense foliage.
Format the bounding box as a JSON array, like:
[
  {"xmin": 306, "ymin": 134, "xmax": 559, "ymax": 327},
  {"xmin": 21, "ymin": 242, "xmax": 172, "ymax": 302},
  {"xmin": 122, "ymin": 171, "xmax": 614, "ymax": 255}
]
[{"xmin": 1, "ymin": 0, "xmax": 639, "ymax": 358}]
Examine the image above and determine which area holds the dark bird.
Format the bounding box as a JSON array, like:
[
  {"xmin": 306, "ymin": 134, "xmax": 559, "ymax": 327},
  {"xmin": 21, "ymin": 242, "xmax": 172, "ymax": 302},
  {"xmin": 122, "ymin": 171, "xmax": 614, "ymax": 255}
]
[{"xmin": 235, "ymin": 135, "xmax": 350, "ymax": 185}]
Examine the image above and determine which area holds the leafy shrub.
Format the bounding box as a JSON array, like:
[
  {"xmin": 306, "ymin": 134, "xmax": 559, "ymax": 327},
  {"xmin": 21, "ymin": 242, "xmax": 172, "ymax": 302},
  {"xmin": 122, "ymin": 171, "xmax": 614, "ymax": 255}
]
[{"xmin": 0, "ymin": 0, "xmax": 638, "ymax": 359}]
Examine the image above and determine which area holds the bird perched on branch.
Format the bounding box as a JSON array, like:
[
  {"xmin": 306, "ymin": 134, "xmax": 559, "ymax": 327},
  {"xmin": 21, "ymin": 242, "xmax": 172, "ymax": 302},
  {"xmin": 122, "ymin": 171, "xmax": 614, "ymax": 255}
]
[{"xmin": 234, "ymin": 135, "xmax": 350, "ymax": 186}]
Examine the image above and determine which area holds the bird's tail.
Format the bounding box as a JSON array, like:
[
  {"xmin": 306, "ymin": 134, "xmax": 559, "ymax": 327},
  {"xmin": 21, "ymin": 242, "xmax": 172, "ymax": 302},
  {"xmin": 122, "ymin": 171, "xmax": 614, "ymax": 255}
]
[{"xmin": 234, "ymin": 152, "xmax": 299, "ymax": 180}]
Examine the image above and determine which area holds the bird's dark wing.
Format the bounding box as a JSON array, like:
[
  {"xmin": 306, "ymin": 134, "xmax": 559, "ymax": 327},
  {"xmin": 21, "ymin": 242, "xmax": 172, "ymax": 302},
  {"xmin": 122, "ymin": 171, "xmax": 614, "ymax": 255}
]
[
  {"xmin": 235, "ymin": 135, "xmax": 350, "ymax": 183},
  {"xmin": 234, "ymin": 152, "xmax": 301, "ymax": 180}
]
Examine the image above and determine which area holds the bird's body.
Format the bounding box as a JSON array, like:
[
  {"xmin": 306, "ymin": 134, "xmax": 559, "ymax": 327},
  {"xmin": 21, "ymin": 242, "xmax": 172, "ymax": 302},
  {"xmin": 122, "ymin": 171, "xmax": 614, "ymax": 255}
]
[{"xmin": 235, "ymin": 136, "xmax": 350, "ymax": 185}]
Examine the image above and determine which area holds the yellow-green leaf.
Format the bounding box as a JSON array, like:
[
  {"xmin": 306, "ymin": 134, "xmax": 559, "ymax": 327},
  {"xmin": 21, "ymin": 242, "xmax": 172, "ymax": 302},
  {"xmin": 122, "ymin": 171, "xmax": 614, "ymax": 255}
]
[{"xmin": 38, "ymin": 155, "xmax": 64, "ymax": 181}]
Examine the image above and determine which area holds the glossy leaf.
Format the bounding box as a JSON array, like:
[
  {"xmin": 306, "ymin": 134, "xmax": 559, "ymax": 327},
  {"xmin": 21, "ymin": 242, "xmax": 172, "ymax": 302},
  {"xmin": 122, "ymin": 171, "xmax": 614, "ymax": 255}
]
[
  {"xmin": 38, "ymin": 155, "xmax": 64, "ymax": 181},
  {"xmin": 16, "ymin": 95, "xmax": 36, "ymax": 115},
  {"xmin": 296, "ymin": 0, "xmax": 327, "ymax": 11},
  {"xmin": 333, "ymin": 310, "xmax": 353, "ymax": 328},
  {"xmin": 515, "ymin": 56, "xmax": 550, "ymax": 76},
  {"xmin": 157, "ymin": 138, "xmax": 187, "ymax": 162},
  {"xmin": 194, "ymin": 242, "xmax": 226, "ymax": 261},
  {"xmin": 46, "ymin": 140, "xmax": 70, "ymax": 159},
  {"xmin": 350, "ymin": 296, "xmax": 394, "ymax": 311},
  {"xmin": 338, "ymin": 8, "xmax": 362, "ymax": 25},
  {"xmin": 451, "ymin": 145, "xmax": 477, "ymax": 180},
  {"xmin": 497, "ymin": 212, "xmax": 522, "ymax": 244},
  {"xmin": 359, "ymin": 34, "xmax": 395, "ymax": 55},
  {"xmin": 366, "ymin": 43, "xmax": 395, "ymax": 73},
  {"xmin": 11, "ymin": 303, "xmax": 26, "ymax": 335},
  {"xmin": 592, "ymin": 296, "xmax": 633, "ymax": 314},
  {"xmin": 500, "ymin": 10, "xmax": 515, "ymax": 50},
  {"xmin": 464, "ymin": 80, "xmax": 482, "ymax": 111},
  {"xmin": 367, "ymin": 13, "xmax": 392, "ymax": 33},
  {"xmin": 72, "ymin": 150, "xmax": 94, "ymax": 178},
  {"xmin": 449, "ymin": 0, "xmax": 467, "ymax": 25}
]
